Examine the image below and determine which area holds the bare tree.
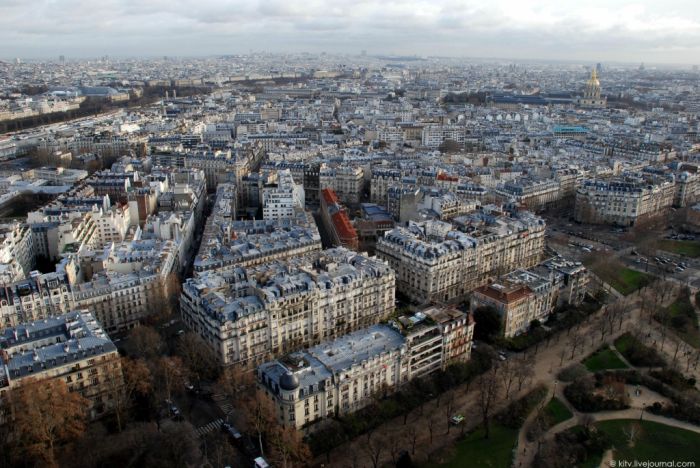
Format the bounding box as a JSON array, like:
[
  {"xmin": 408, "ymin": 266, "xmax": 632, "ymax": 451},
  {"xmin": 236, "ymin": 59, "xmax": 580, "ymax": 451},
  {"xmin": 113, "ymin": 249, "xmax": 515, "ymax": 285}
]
[
  {"xmin": 153, "ymin": 356, "xmax": 185, "ymax": 402},
  {"xmin": 8, "ymin": 378, "xmax": 89, "ymax": 467},
  {"xmin": 569, "ymin": 331, "xmax": 586, "ymax": 359},
  {"xmin": 499, "ymin": 359, "xmax": 519, "ymax": 400},
  {"xmin": 476, "ymin": 365, "xmax": 501, "ymax": 439},
  {"xmin": 241, "ymin": 387, "xmax": 277, "ymax": 458},
  {"xmin": 515, "ymin": 355, "xmax": 535, "ymax": 392},
  {"xmin": 103, "ymin": 356, "xmax": 152, "ymax": 432},
  {"xmin": 363, "ymin": 432, "xmax": 385, "ymax": 468},
  {"xmin": 129, "ymin": 325, "xmax": 165, "ymax": 360},
  {"xmin": 386, "ymin": 428, "xmax": 404, "ymax": 465},
  {"xmin": 269, "ymin": 425, "xmax": 312, "ymax": 468},
  {"xmin": 176, "ymin": 332, "xmax": 219, "ymax": 382},
  {"xmin": 427, "ymin": 414, "xmax": 438, "ymax": 445},
  {"xmin": 405, "ymin": 423, "xmax": 419, "ymax": 456},
  {"xmin": 443, "ymin": 390, "xmax": 456, "ymax": 434},
  {"xmin": 623, "ymin": 421, "xmax": 643, "ymax": 447}
]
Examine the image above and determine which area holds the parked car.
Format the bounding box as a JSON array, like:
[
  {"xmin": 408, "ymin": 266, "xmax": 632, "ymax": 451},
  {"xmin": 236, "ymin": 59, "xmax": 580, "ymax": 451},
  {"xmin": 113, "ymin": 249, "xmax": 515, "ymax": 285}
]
[{"xmin": 450, "ymin": 414, "xmax": 465, "ymax": 425}]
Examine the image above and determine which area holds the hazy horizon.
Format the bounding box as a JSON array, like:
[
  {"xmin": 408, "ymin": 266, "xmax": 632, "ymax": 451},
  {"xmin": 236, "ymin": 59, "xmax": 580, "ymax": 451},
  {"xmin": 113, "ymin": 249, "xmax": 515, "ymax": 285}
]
[{"xmin": 2, "ymin": 0, "xmax": 700, "ymax": 65}]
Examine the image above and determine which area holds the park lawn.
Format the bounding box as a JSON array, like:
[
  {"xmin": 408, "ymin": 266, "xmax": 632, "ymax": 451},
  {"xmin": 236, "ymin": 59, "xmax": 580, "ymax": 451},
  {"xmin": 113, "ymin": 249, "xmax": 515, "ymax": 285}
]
[
  {"xmin": 544, "ymin": 398, "xmax": 573, "ymax": 426},
  {"xmin": 593, "ymin": 266, "xmax": 653, "ymax": 296},
  {"xmin": 596, "ymin": 419, "xmax": 700, "ymax": 463},
  {"xmin": 657, "ymin": 240, "xmax": 700, "ymax": 258},
  {"xmin": 427, "ymin": 424, "xmax": 518, "ymax": 468},
  {"xmin": 613, "ymin": 333, "xmax": 635, "ymax": 355},
  {"xmin": 664, "ymin": 296, "xmax": 700, "ymax": 348},
  {"xmin": 583, "ymin": 347, "xmax": 629, "ymax": 372}
]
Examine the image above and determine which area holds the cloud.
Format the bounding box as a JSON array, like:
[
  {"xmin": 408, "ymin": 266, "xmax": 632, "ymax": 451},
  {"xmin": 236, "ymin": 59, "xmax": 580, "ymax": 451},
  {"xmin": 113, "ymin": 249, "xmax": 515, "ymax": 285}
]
[{"xmin": 0, "ymin": 0, "xmax": 698, "ymax": 63}]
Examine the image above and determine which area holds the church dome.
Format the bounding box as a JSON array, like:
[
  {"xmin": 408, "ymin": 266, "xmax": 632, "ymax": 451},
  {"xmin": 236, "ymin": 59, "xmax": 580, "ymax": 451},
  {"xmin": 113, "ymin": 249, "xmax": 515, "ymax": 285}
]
[{"xmin": 279, "ymin": 371, "xmax": 300, "ymax": 391}]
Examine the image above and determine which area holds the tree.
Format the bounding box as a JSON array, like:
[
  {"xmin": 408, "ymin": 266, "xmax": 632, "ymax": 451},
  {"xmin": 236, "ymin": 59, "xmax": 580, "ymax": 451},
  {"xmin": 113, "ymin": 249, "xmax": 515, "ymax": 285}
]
[
  {"xmin": 426, "ymin": 414, "xmax": 438, "ymax": 445},
  {"xmin": 217, "ymin": 365, "xmax": 255, "ymax": 419},
  {"xmin": 363, "ymin": 431, "xmax": 385, "ymax": 468},
  {"xmin": 129, "ymin": 325, "xmax": 165, "ymax": 360},
  {"xmin": 176, "ymin": 332, "xmax": 219, "ymax": 382},
  {"xmin": 405, "ymin": 423, "xmax": 419, "ymax": 456},
  {"xmin": 473, "ymin": 306, "xmax": 502, "ymax": 342},
  {"xmin": 443, "ymin": 390, "xmax": 456, "ymax": 434},
  {"xmin": 623, "ymin": 422, "xmax": 643, "ymax": 447},
  {"xmin": 104, "ymin": 357, "xmax": 153, "ymax": 432},
  {"xmin": 8, "ymin": 378, "xmax": 89, "ymax": 467},
  {"xmin": 241, "ymin": 388, "xmax": 277, "ymax": 458},
  {"xmin": 144, "ymin": 272, "xmax": 182, "ymax": 325},
  {"xmin": 153, "ymin": 356, "xmax": 186, "ymax": 402},
  {"xmin": 476, "ymin": 365, "xmax": 501, "ymax": 439},
  {"xmin": 438, "ymin": 139, "xmax": 461, "ymax": 154},
  {"xmin": 269, "ymin": 425, "xmax": 312, "ymax": 468},
  {"xmin": 515, "ymin": 354, "xmax": 535, "ymax": 391},
  {"xmin": 498, "ymin": 359, "xmax": 519, "ymax": 400}
]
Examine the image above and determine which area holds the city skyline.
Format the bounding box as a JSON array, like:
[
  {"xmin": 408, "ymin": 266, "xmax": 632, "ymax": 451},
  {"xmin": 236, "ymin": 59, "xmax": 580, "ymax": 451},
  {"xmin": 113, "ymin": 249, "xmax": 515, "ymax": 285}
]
[{"xmin": 2, "ymin": 0, "xmax": 700, "ymax": 65}]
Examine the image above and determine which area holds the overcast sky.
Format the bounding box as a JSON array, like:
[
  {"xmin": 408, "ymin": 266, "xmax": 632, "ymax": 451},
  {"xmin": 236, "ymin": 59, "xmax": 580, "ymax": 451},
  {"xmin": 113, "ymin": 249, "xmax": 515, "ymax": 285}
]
[{"xmin": 2, "ymin": 0, "xmax": 699, "ymax": 64}]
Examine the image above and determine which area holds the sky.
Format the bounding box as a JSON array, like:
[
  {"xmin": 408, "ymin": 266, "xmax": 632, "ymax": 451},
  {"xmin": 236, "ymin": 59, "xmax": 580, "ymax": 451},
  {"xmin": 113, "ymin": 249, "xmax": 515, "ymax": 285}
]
[{"xmin": 2, "ymin": 0, "xmax": 700, "ymax": 64}]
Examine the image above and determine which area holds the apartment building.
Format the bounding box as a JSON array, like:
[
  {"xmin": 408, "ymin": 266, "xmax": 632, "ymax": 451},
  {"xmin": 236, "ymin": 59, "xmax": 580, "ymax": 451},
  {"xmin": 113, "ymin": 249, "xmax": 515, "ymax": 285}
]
[
  {"xmin": 574, "ymin": 176, "xmax": 675, "ymax": 226},
  {"xmin": 0, "ymin": 311, "xmax": 122, "ymax": 420},
  {"xmin": 319, "ymin": 165, "xmax": 364, "ymax": 206},
  {"xmin": 262, "ymin": 170, "xmax": 305, "ymax": 220},
  {"xmin": 376, "ymin": 211, "xmax": 545, "ymax": 304},
  {"xmin": 181, "ymin": 248, "xmax": 395, "ymax": 368},
  {"xmin": 194, "ymin": 183, "xmax": 319, "ymax": 274},
  {"xmin": 0, "ymin": 224, "xmax": 34, "ymax": 284},
  {"xmin": 257, "ymin": 306, "xmax": 473, "ymax": 429},
  {"xmin": 68, "ymin": 238, "xmax": 178, "ymax": 333},
  {"xmin": 320, "ymin": 188, "xmax": 358, "ymax": 251},
  {"xmin": 470, "ymin": 281, "xmax": 543, "ymax": 338},
  {"xmin": 0, "ymin": 272, "xmax": 73, "ymax": 330},
  {"xmin": 370, "ymin": 168, "xmax": 402, "ymax": 205},
  {"xmin": 496, "ymin": 178, "xmax": 561, "ymax": 212}
]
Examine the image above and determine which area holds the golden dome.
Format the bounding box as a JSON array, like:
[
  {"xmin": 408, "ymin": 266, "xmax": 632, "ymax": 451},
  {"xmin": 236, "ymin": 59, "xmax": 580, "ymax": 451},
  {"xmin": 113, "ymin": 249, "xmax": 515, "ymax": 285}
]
[{"xmin": 587, "ymin": 68, "xmax": 600, "ymax": 87}]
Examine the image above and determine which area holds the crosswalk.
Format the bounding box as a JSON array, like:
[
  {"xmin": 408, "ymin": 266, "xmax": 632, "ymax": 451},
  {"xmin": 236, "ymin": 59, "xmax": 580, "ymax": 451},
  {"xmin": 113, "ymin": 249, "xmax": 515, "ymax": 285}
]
[
  {"xmin": 211, "ymin": 392, "xmax": 234, "ymax": 415},
  {"xmin": 196, "ymin": 418, "xmax": 223, "ymax": 437}
]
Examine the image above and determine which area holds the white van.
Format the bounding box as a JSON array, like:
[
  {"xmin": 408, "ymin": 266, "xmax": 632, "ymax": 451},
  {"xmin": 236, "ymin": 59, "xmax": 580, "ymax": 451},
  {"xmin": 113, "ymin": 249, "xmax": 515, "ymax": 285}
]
[{"xmin": 254, "ymin": 457, "xmax": 270, "ymax": 468}]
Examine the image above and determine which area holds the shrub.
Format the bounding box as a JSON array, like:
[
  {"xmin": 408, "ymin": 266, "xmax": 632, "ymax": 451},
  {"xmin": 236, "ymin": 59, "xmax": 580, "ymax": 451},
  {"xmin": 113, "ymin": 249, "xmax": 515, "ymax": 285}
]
[
  {"xmin": 558, "ymin": 364, "xmax": 588, "ymax": 382},
  {"xmin": 564, "ymin": 377, "xmax": 630, "ymax": 413},
  {"xmin": 614, "ymin": 333, "xmax": 666, "ymax": 368},
  {"xmin": 649, "ymin": 368, "xmax": 696, "ymax": 391},
  {"xmin": 496, "ymin": 385, "xmax": 548, "ymax": 429}
]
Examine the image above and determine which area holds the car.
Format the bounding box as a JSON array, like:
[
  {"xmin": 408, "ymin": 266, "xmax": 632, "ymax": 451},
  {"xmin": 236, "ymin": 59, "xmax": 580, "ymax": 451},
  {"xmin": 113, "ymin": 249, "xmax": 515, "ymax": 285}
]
[
  {"xmin": 498, "ymin": 354, "xmax": 507, "ymax": 361},
  {"xmin": 450, "ymin": 414, "xmax": 465, "ymax": 425},
  {"xmin": 221, "ymin": 422, "xmax": 241, "ymax": 439},
  {"xmin": 176, "ymin": 329, "xmax": 185, "ymax": 336},
  {"xmin": 184, "ymin": 381, "xmax": 195, "ymax": 391}
]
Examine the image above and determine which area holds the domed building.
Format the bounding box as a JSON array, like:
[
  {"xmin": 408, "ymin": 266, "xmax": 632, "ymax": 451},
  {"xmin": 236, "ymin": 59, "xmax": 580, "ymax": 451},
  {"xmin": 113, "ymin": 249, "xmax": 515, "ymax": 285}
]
[{"xmin": 577, "ymin": 68, "xmax": 607, "ymax": 108}]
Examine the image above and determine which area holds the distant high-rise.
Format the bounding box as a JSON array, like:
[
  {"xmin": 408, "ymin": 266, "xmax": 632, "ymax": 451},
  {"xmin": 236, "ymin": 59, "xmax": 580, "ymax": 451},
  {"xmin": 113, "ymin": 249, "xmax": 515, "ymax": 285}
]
[
  {"xmin": 59, "ymin": 55, "xmax": 65, "ymax": 64},
  {"xmin": 596, "ymin": 62, "xmax": 602, "ymax": 74}
]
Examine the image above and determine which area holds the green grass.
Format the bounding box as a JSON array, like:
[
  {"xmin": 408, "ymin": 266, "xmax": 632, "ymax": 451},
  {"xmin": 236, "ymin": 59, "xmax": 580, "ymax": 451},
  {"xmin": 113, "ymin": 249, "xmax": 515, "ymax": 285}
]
[
  {"xmin": 613, "ymin": 333, "xmax": 635, "ymax": 355},
  {"xmin": 658, "ymin": 240, "xmax": 700, "ymax": 258},
  {"xmin": 427, "ymin": 424, "xmax": 518, "ymax": 468},
  {"xmin": 596, "ymin": 419, "xmax": 700, "ymax": 463},
  {"xmin": 592, "ymin": 265, "xmax": 654, "ymax": 296},
  {"xmin": 660, "ymin": 292, "xmax": 700, "ymax": 348},
  {"xmin": 583, "ymin": 347, "xmax": 629, "ymax": 372},
  {"xmin": 544, "ymin": 397, "xmax": 573, "ymax": 426}
]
